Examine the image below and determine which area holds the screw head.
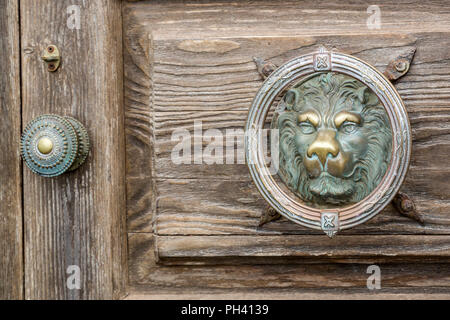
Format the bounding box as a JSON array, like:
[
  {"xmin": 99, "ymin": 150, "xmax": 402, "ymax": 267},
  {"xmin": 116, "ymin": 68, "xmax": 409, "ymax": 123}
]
[{"xmin": 395, "ymin": 61, "xmax": 408, "ymax": 73}]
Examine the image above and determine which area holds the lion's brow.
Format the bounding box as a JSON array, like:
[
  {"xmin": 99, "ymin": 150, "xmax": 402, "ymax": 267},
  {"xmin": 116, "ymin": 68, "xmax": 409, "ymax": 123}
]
[
  {"xmin": 298, "ymin": 111, "xmax": 319, "ymax": 127},
  {"xmin": 334, "ymin": 111, "xmax": 361, "ymax": 127}
]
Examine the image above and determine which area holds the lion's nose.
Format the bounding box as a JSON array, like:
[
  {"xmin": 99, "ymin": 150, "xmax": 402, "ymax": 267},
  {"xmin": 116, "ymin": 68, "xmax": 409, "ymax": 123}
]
[{"xmin": 307, "ymin": 130, "xmax": 340, "ymax": 167}]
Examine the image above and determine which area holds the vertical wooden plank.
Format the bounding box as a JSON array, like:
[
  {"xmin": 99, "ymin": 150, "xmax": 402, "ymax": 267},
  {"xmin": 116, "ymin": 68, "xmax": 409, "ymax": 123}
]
[
  {"xmin": 0, "ymin": 0, "xmax": 23, "ymax": 300},
  {"xmin": 21, "ymin": 0, "xmax": 127, "ymax": 299}
]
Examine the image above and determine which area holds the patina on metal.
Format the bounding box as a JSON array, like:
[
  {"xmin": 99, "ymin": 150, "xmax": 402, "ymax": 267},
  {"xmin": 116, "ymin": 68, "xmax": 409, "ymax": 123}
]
[
  {"xmin": 21, "ymin": 114, "xmax": 90, "ymax": 177},
  {"xmin": 246, "ymin": 46, "xmax": 412, "ymax": 237},
  {"xmin": 41, "ymin": 44, "xmax": 60, "ymax": 72},
  {"xmin": 272, "ymin": 72, "xmax": 393, "ymax": 208},
  {"xmin": 65, "ymin": 116, "xmax": 90, "ymax": 172}
]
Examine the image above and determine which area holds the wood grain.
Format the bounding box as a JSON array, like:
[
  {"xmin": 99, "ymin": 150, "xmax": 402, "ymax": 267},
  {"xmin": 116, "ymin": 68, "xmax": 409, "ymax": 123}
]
[
  {"xmin": 155, "ymin": 178, "xmax": 450, "ymax": 236},
  {"xmin": 21, "ymin": 0, "xmax": 127, "ymax": 299},
  {"xmin": 0, "ymin": 0, "xmax": 23, "ymax": 300}
]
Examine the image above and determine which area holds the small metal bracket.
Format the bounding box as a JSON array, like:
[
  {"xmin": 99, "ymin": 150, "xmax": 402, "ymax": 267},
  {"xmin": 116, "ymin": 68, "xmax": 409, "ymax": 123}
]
[
  {"xmin": 41, "ymin": 45, "xmax": 60, "ymax": 72},
  {"xmin": 254, "ymin": 47, "xmax": 416, "ymax": 83},
  {"xmin": 392, "ymin": 192, "xmax": 424, "ymax": 224},
  {"xmin": 253, "ymin": 57, "xmax": 277, "ymax": 80},
  {"xmin": 321, "ymin": 212, "xmax": 339, "ymax": 238},
  {"xmin": 313, "ymin": 46, "xmax": 332, "ymax": 71},
  {"xmin": 258, "ymin": 205, "xmax": 281, "ymax": 227},
  {"xmin": 383, "ymin": 48, "xmax": 416, "ymax": 81}
]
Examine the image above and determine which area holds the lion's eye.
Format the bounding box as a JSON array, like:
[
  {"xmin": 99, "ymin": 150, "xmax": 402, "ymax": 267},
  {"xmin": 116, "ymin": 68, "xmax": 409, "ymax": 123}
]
[
  {"xmin": 340, "ymin": 121, "xmax": 358, "ymax": 134},
  {"xmin": 299, "ymin": 121, "xmax": 316, "ymax": 134}
]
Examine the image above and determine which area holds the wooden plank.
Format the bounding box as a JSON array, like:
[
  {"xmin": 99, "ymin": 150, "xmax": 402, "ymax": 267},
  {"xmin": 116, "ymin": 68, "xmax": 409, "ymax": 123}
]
[
  {"xmin": 129, "ymin": 233, "xmax": 450, "ymax": 295},
  {"xmin": 156, "ymin": 235, "xmax": 450, "ymax": 265},
  {"xmin": 155, "ymin": 177, "xmax": 450, "ymax": 236},
  {"xmin": 0, "ymin": 0, "xmax": 23, "ymax": 300},
  {"xmin": 21, "ymin": 0, "xmax": 127, "ymax": 299},
  {"xmin": 124, "ymin": 0, "xmax": 450, "ymax": 40}
]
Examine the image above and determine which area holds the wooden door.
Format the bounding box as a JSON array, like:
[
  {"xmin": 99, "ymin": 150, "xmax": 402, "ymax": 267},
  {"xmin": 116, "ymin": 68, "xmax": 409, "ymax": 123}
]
[{"xmin": 123, "ymin": 0, "xmax": 450, "ymax": 299}]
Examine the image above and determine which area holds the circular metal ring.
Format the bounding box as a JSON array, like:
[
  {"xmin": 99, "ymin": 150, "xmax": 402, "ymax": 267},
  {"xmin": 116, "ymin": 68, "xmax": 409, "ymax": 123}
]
[
  {"xmin": 65, "ymin": 116, "xmax": 90, "ymax": 172},
  {"xmin": 245, "ymin": 47, "xmax": 411, "ymax": 236}
]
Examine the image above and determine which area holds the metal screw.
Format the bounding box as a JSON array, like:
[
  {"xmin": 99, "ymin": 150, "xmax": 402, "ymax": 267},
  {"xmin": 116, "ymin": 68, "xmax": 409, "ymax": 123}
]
[{"xmin": 395, "ymin": 61, "xmax": 408, "ymax": 73}]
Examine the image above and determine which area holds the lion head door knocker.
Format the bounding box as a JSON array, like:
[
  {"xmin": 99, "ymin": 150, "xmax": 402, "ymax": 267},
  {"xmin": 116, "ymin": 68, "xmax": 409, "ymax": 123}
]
[{"xmin": 246, "ymin": 47, "xmax": 412, "ymax": 237}]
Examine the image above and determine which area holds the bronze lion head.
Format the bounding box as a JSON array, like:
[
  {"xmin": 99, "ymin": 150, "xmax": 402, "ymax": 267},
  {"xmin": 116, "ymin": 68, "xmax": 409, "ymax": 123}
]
[{"xmin": 273, "ymin": 72, "xmax": 392, "ymax": 207}]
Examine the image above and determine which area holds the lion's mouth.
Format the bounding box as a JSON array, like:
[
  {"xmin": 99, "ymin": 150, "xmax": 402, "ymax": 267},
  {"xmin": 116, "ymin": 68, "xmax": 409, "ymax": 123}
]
[{"xmin": 308, "ymin": 172, "xmax": 355, "ymax": 204}]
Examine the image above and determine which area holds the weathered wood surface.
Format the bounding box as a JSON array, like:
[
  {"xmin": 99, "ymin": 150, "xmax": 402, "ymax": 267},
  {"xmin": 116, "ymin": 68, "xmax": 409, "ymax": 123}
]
[
  {"xmin": 0, "ymin": 0, "xmax": 23, "ymax": 300},
  {"xmin": 129, "ymin": 233, "xmax": 450, "ymax": 297},
  {"xmin": 21, "ymin": 0, "xmax": 127, "ymax": 299}
]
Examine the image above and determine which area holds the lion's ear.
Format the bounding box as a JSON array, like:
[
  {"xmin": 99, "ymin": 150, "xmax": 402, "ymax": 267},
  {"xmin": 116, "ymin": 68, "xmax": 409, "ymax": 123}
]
[
  {"xmin": 282, "ymin": 89, "xmax": 301, "ymax": 111},
  {"xmin": 356, "ymin": 86, "xmax": 369, "ymax": 104},
  {"xmin": 356, "ymin": 86, "xmax": 379, "ymax": 106}
]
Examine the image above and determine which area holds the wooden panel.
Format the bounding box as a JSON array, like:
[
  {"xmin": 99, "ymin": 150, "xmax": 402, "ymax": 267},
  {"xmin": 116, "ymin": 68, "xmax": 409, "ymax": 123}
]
[
  {"xmin": 151, "ymin": 33, "xmax": 450, "ymax": 237},
  {"xmin": 123, "ymin": 4, "xmax": 155, "ymax": 233},
  {"xmin": 129, "ymin": 233, "xmax": 450, "ymax": 297},
  {"xmin": 0, "ymin": 0, "xmax": 23, "ymax": 300},
  {"xmin": 21, "ymin": 0, "xmax": 127, "ymax": 299}
]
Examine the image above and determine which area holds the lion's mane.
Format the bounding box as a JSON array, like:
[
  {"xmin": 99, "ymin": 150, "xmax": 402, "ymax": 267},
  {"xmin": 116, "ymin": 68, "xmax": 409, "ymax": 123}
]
[{"xmin": 276, "ymin": 72, "xmax": 392, "ymax": 207}]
